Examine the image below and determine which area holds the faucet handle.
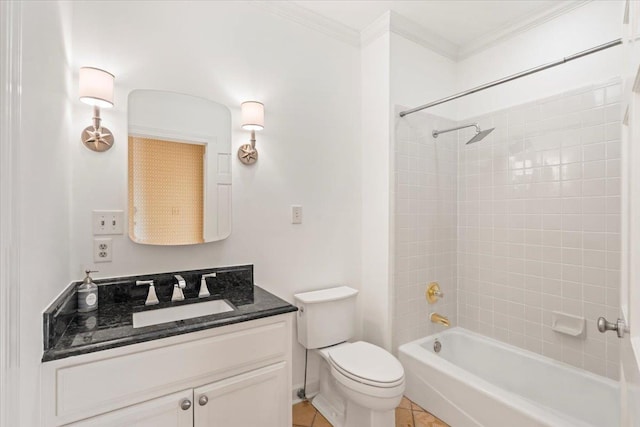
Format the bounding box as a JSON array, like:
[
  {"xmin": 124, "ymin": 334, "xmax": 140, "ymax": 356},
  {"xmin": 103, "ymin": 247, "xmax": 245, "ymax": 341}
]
[
  {"xmin": 426, "ymin": 282, "xmax": 444, "ymax": 303},
  {"xmin": 174, "ymin": 275, "xmax": 186, "ymax": 289},
  {"xmin": 199, "ymin": 273, "xmax": 216, "ymax": 298},
  {"xmin": 171, "ymin": 284, "xmax": 185, "ymax": 302},
  {"xmin": 171, "ymin": 275, "xmax": 186, "ymax": 302},
  {"xmin": 136, "ymin": 280, "xmax": 159, "ymax": 306}
]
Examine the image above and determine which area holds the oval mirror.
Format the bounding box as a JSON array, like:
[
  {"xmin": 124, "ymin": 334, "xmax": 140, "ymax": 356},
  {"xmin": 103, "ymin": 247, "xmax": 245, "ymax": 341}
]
[{"xmin": 128, "ymin": 90, "xmax": 231, "ymax": 245}]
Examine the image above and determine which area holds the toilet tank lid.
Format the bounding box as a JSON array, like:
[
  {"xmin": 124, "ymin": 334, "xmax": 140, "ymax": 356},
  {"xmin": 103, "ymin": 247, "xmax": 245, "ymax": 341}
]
[{"xmin": 293, "ymin": 286, "xmax": 358, "ymax": 304}]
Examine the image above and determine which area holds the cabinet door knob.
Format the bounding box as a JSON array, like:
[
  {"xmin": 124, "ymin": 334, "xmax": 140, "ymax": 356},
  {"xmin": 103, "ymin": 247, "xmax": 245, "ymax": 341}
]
[
  {"xmin": 180, "ymin": 399, "xmax": 192, "ymax": 411},
  {"xmin": 199, "ymin": 395, "xmax": 209, "ymax": 406}
]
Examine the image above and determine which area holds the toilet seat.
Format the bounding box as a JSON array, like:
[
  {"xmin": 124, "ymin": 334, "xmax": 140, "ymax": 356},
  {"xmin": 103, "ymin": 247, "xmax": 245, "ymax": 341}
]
[
  {"xmin": 328, "ymin": 341, "xmax": 405, "ymax": 388},
  {"xmin": 330, "ymin": 364, "xmax": 405, "ymax": 402}
]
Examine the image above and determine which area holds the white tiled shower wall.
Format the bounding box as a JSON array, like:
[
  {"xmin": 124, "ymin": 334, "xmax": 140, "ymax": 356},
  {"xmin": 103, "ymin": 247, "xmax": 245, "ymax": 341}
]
[
  {"xmin": 393, "ymin": 79, "xmax": 622, "ymax": 380},
  {"xmin": 457, "ymin": 79, "xmax": 622, "ymax": 380},
  {"xmin": 393, "ymin": 107, "xmax": 458, "ymax": 351}
]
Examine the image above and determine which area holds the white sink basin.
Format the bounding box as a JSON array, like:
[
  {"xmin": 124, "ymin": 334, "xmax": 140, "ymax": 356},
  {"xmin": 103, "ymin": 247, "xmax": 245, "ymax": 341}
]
[{"xmin": 132, "ymin": 299, "xmax": 235, "ymax": 328}]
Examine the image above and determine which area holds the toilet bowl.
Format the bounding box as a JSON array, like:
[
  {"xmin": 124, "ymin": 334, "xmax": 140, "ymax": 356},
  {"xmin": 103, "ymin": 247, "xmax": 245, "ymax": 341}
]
[
  {"xmin": 329, "ymin": 341, "xmax": 405, "ymax": 403},
  {"xmin": 314, "ymin": 341, "xmax": 405, "ymax": 427},
  {"xmin": 293, "ymin": 286, "xmax": 405, "ymax": 427}
]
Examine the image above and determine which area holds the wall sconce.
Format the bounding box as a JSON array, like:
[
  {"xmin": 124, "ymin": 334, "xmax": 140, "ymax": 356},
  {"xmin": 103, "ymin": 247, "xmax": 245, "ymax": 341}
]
[
  {"xmin": 79, "ymin": 67, "xmax": 115, "ymax": 152},
  {"xmin": 237, "ymin": 101, "xmax": 264, "ymax": 165}
]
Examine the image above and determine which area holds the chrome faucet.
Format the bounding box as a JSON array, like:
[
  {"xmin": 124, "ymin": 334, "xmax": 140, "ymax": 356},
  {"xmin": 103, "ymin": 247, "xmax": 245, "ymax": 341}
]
[{"xmin": 171, "ymin": 275, "xmax": 186, "ymax": 302}]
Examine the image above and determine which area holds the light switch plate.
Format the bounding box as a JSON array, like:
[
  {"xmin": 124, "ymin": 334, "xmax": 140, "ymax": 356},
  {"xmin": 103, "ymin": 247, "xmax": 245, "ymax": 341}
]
[
  {"xmin": 291, "ymin": 205, "xmax": 302, "ymax": 224},
  {"xmin": 93, "ymin": 210, "xmax": 124, "ymax": 235}
]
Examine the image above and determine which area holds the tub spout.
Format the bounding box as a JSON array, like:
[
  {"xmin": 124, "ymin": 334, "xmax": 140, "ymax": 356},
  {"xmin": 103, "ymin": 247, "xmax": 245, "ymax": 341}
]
[{"xmin": 430, "ymin": 312, "xmax": 450, "ymax": 327}]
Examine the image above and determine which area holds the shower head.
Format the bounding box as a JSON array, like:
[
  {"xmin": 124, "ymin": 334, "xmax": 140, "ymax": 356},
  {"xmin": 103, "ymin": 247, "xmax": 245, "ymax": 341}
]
[
  {"xmin": 466, "ymin": 127, "xmax": 494, "ymax": 145},
  {"xmin": 431, "ymin": 122, "xmax": 495, "ymax": 145}
]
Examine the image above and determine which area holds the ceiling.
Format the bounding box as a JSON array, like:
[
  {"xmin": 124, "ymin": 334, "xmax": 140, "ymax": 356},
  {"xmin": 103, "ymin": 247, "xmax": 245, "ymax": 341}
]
[{"xmin": 291, "ymin": 0, "xmax": 577, "ymax": 47}]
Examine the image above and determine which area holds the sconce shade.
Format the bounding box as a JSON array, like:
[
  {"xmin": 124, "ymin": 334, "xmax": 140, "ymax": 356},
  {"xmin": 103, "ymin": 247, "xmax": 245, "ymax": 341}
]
[
  {"xmin": 79, "ymin": 67, "xmax": 114, "ymax": 108},
  {"xmin": 241, "ymin": 101, "xmax": 264, "ymax": 131}
]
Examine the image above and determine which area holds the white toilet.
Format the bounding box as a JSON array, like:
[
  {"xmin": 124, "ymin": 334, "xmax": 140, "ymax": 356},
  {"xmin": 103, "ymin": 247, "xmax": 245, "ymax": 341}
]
[{"xmin": 294, "ymin": 286, "xmax": 405, "ymax": 427}]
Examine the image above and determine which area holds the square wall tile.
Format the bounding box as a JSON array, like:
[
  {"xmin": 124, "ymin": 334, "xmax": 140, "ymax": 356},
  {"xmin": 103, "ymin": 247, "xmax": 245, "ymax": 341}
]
[{"xmin": 393, "ymin": 82, "xmax": 621, "ymax": 379}]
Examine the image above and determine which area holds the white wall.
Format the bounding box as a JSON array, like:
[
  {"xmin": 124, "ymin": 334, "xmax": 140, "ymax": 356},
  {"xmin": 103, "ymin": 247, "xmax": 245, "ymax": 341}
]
[
  {"xmin": 65, "ymin": 0, "xmax": 361, "ymax": 400},
  {"xmin": 390, "ymin": 32, "xmax": 457, "ymax": 119},
  {"xmin": 19, "ymin": 2, "xmax": 73, "ymax": 425},
  {"xmin": 456, "ymin": 0, "xmax": 624, "ymax": 120},
  {"xmin": 360, "ymin": 29, "xmax": 392, "ymax": 350}
]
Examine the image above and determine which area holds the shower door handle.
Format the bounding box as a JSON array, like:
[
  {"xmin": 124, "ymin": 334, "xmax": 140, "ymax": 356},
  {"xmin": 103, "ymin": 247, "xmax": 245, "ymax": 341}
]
[{"xmin": 597, "ymin": 317, "xmax": 629, "ymax": 338}]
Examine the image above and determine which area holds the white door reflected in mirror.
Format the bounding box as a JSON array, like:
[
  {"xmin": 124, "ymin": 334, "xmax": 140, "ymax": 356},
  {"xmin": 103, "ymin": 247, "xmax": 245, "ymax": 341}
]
[{"xmin": 128, "ymin": 90, "xmax": 232, "ymax": 245}]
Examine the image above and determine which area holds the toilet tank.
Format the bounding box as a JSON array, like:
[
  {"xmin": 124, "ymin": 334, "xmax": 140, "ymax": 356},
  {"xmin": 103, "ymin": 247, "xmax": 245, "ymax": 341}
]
[{"xmin": 293, "ymin": 286, "xmax": 358, "ymax": 349}]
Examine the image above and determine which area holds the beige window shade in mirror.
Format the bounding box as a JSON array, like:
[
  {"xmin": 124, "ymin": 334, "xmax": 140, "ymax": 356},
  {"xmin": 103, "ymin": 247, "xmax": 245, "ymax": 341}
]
[
  {"xmin": 129, "ymin": 137, "xmax": 205, "ymax": 245},
  {"xmin": 128, "ymin": 90, "xmax": 232, "ymax": 245}
]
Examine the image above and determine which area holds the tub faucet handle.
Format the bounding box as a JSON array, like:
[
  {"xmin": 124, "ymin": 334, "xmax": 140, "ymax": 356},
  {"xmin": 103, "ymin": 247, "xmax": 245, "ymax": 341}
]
[
  {"xmin": 199, "ymin": 272, "xmax": 216, "ymax": 298},
  {"xmin": 136, "ymin": 280, "xmax": 159, "ymax": 306},
  {"xmin": 426, "ymin": 282, "xmax": 444, "ymax": 303}
]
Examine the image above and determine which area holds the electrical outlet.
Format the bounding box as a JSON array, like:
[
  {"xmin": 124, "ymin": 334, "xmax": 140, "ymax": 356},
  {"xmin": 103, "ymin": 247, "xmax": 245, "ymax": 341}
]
[
  {"xmin": 92, "ymin": 210, "xmax": 124, "ymax": 235},
  {"xmin": 291, "ymin": 205, "xmax": 302, "ymax": 224},
  {"xmin": 94, "ymin": 238, "xmax": 112, "ymax": 262}
]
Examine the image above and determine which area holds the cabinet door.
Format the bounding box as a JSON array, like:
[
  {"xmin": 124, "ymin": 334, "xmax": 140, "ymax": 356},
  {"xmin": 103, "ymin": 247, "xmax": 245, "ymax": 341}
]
[
  {"xmin": 194, "ymin": 362, "xmax": 289, "ymax": 427},
  {"xmin": 67, "ymin": 389, "xmax": 193, "ymax": 427}
]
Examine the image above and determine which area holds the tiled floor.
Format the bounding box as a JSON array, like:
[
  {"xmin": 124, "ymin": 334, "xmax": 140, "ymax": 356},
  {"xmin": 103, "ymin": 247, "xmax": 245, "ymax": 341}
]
[{"xmin": 293, "ymin": 396, "xmax": 449, "ymax": 427}]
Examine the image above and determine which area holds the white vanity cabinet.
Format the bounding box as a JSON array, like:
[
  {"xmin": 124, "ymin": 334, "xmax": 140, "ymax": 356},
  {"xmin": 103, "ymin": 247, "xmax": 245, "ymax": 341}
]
[
  {"xmin": 193, "ymin": 362, "xmax": 288, "ymax": 426},
  {"xmin": 69, "ymin": 362, "xmax": 288, "ymax": 427},
  {"xmin": 42, "ymin": 314, "xmax": 293, "ymax": 427},
  {"xmin": 67, "ymin": 389, "xmax": 194, "ymax": 427}
]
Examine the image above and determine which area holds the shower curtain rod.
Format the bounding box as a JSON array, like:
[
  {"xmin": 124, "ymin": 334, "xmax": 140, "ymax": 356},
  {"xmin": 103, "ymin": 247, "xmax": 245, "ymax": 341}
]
[{"xmin": 399, "ymin": 38, "xmax": 623, "ymax": 117}]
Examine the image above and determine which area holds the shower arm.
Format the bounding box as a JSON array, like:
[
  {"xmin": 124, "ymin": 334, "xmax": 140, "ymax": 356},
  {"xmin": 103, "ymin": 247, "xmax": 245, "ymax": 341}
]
[{"xmin": 432, "ymin": 123, "xmax": 479, "ymax": 138}]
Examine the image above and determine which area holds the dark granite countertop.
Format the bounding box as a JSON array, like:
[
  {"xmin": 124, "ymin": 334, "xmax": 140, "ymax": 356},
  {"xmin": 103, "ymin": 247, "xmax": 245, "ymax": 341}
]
[{"xmin": 42, "ymin": 265, "xmax": 297, "ymax": 362}]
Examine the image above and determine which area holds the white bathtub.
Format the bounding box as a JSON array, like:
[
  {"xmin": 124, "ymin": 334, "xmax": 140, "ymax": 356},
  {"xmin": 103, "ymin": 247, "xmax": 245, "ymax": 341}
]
[{"xmin": 398, "ymin": 327, "xmax": 619, "ymax": 427}]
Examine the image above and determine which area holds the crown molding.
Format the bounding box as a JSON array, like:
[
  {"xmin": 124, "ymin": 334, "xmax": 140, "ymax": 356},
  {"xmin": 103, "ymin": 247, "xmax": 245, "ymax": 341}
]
[
  {"xmin": 388, "ymin": 11, "xmax": 459, "ymax": 61},
  {"xmin": 250, "ymin": 1, "xmax": 360, "ymax": 48},
  {"xmin": 360, "ymin": 11, "xmax": 391, "ymax": 47},
  {"xmin": 331, "ymin": 9, "xmax": 459, "ymax": 61},
  {"xmin": 458, "ymin": 0, "xmax": 591, "ymax": 59},
  {"xmin": 253, "ymin": 0, "xmax": 593, "ymax": 61}
]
